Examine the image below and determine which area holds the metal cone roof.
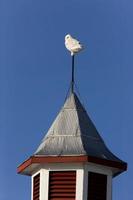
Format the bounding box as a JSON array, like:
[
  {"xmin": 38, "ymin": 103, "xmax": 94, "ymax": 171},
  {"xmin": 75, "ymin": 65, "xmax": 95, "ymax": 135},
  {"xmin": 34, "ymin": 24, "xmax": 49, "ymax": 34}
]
[{"xmin": 34, "ymin": 92, "xmax": 124, "ymax": 164}]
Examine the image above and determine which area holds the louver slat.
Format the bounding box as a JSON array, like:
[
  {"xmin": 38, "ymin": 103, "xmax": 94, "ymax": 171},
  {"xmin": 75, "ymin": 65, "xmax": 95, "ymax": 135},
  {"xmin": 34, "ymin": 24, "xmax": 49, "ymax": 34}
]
[
  {"xmin": 88, "ymin": 172, "xmax": 107, "ymax": 200},
  {"xmin": 49, "ymin": 171, "xmax": 76, "ymax": 200},
  {"xmin": 33, "ymin": 174, "xmax": 40, "ymax": 200}
]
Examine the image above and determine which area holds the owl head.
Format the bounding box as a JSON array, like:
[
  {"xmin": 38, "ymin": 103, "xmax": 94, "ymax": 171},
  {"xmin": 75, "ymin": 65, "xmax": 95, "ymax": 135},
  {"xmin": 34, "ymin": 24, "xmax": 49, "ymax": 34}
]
[{"xmin": 65, "ymin": 34, "xmax": 72, "ymax": 41}]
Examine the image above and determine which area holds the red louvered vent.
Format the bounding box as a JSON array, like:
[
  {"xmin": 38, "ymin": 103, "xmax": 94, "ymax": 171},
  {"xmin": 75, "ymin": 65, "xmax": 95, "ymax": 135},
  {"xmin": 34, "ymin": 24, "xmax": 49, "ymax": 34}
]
[
  {"xmin": 49, "ymin": 171, "xmax": 76, "ymax": 200},
  {"xmin": 33, "ymin": 173, "xmax": 40, "ymax": 200},
  {"xmin": 88, "ymin": 172, "xmax": 107, "ymax": 200}
]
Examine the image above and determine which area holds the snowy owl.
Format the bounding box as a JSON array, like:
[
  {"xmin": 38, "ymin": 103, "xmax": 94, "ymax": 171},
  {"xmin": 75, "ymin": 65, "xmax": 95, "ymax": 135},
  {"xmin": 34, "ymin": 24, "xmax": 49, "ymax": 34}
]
[{"xmin": 65, "ymin": 34, "xmax": 83, "ymax": 56}]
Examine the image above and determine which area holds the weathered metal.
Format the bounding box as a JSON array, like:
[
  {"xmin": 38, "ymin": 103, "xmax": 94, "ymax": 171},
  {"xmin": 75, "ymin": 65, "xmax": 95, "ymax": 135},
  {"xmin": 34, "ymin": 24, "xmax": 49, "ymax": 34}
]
[{"xmin": 34, "ymin": 92, "xmax": 125, "ymax": 165}]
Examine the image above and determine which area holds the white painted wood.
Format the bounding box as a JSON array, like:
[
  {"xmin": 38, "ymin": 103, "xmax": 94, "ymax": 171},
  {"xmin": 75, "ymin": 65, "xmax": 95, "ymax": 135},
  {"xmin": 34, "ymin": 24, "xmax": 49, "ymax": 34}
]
[
  {"xmin": 41, "ymin": 162, "xmax": 83, "ymax": 170},
  {"xmin": 31, "ymin": 176, "xmax": 33, "ymax": 200},
  {"xmin": 83, "ymin": 164, "xmax": 88, "ymax": 200},
  {"xmin": 107, "ymin": 175, "xmax": 112, "ymax": 200},
  {"xmin": 76, "ymin": 169, "xmax": 84, "ymax": 200},
  {"xmin": 40, "ymin": 170, "xmax": 43, "ymax": 200},
  {"xmin": 31, "ymin": 162, "xmax": 113, "ymax": 200},
  {"xmin": 31, "ymin": 163, "xmax": 84, "ymax": 200},
  {"xmin": 43, "ymin": 163, "xmax": 84, "ymax": 200},
  {"xmin": 85, "ymin": 162, "xmax": 112, "ymax": 176},
  {"xmin": 31, "ymin": 170, "xmax": 41, "ymax": 200},
  {"xmin": 83, "ymin": 163, "xmax": 113, "ymax": 200},
  {"xmin": 40, "ymin": 169, "xmax": 49, "ymax": 200}
]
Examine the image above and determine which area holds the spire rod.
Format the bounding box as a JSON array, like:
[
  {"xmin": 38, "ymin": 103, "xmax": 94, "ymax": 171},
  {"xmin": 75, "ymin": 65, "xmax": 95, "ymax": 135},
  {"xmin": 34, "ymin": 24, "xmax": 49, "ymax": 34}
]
[{"xmin": 71, "ymin": 55, "xmax": 75, "ymax": 93}]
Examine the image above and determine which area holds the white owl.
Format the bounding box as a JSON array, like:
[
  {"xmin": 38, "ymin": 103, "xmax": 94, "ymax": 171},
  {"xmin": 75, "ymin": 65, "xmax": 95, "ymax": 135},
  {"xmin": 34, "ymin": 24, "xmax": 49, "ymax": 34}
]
[{"xmin": 65, "ymin": 34, "xmax": 83, "ymax": 56}]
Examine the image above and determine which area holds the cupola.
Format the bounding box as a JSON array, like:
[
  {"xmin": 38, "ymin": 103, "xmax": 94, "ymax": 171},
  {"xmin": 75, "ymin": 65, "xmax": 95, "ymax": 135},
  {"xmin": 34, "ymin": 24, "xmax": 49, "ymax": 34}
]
[{"xmin": 17, "ymin": 35, "xmax": 127, "ymax": 200}]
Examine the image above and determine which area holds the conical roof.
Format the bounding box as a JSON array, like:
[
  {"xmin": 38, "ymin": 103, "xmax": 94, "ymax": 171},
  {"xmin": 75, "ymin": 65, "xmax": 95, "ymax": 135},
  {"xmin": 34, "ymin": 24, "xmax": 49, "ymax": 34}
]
[{"xmin": 34, "ymin": 92, "xmax": 123, "ymax": 163}]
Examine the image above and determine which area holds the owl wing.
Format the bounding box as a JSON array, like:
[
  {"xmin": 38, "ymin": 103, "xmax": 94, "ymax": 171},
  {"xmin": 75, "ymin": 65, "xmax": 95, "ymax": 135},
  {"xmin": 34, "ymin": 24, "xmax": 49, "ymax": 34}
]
[
  {"xmin": 65, "ymin": 38, "xmax": 82, "ymax": 52},
  {"xmin": 71, "ymin": 38, "xmax": 80, "ymax": 46}
]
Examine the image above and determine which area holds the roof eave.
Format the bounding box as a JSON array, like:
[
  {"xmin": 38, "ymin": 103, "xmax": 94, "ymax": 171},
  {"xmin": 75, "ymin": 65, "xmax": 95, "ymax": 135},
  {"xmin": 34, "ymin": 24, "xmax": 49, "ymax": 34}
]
[{"xmin": 17, "ymin": 155, "xmax": 127, "ymax": 176}]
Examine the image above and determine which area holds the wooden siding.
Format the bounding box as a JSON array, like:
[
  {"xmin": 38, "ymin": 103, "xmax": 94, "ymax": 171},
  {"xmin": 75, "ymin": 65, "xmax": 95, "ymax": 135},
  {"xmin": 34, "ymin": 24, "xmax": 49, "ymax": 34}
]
[
  {"xmin": 88, "ymin": 172, "xmax": 107, "ymax": 200},
  {"xmin": 33, "ymin": 173, "xmax": 40, "ymax": 200},
  {"xmin": 49, "ymin": 171, "xmax": 76, "ymax": 200}
]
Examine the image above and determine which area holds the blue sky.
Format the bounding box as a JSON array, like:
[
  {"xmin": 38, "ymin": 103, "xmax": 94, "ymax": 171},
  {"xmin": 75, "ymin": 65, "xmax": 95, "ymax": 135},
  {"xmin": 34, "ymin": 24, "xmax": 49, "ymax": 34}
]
[{"xmin": 0, "ymin": 0, "xmax": 133, "ymax": 199}]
